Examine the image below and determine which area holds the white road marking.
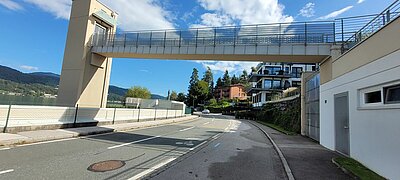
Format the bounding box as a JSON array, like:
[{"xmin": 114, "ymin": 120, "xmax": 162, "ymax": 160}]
[
  {"xmin": 128, "ymin": 158, "xmax": 176, "ymax": 180},
  {"xmin": 203, "ymin": 122, "xmax": 210, "ymax": 125},
  {"xmin": 214, "ymin": 143, "xmax": 221, "ymax": 148},
  {"xmin": 189, "ymin": 140, "xmax": 208, "ymax": 151},
  {"xmin": 0, "ymin": 169, "xmax": 14, "ymax": 175},
  {"xmin": 212, "ymin": 134, "xmax": 220, "ymax": 139},
  {"xmin": 186, "ymin": 138, "xmax": 201, "ymax": 140},
  {"xmin": 107, "ymin": 135, "xmax": 161, "ymax": 150},
  {"xmin": 224, "ymin": 120, "xmax": 233, "ymax": 132},
  {"xmin": 179, "ymin": 126, "xmax": 195, "ymax": 132},
  {"xmin": 0, "ymin": 147, "xmax": 11, "ymax": 151},
  {"xmin": 17, "ymin": 138, "xmax": 77, "ymax": 147}
]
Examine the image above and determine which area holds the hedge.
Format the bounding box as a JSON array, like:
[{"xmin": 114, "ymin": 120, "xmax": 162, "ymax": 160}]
[{"xmin": 235, "ymin": 97, "xmax": 301, "ymax": 134}]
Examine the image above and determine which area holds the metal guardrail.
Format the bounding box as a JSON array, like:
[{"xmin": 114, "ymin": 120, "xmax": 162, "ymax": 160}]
[{"xmin": 341, "ymin": 0, "xmax": 400, "ymax": 53}]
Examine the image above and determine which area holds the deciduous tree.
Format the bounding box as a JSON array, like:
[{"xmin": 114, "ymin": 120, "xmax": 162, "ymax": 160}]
[{"xmin": 125, "ymin": 86, "xmax": 151, "ymax": 99}]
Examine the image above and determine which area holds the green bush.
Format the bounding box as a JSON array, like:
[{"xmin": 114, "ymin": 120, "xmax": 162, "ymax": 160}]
[{"xmin": 235, "ymin": 97, "xmax": 301, "ymax": 134}]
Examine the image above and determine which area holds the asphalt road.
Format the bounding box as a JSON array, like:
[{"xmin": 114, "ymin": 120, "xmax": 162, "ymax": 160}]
[{"xmin": 0, "ymin": 114, "xmax": 286, "ymax": 180}]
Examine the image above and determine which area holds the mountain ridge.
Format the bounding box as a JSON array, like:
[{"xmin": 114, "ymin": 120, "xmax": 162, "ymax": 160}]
[{"xmin": 0, "ymin": 65, "xmax": 165, "ymax": 100}]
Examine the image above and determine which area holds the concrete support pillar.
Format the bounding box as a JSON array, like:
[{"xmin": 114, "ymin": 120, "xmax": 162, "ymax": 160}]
[{"xmin": 57, "ymin": 0, "xmax": 117, "ymax": 108}]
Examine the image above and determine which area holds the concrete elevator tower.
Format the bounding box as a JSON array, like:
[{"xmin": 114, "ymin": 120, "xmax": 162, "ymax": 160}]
[{"xmin": 57, "ymin": 0, "xmax": 117, "ymax": 108}]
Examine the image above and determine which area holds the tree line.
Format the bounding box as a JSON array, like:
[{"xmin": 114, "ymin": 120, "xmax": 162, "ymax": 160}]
[
  {"xmin": 123, "ymin": 67, "xmax": 251, "ymax": 107},
  {"xmin": 187, "ymin": 67, "xmax": 249, "ymax": 107}
]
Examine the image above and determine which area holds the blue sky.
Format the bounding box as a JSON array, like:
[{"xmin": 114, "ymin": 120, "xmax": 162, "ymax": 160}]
[{"xmin": 0, "ymin": 0, "xmax": 393, "ymax": 96}]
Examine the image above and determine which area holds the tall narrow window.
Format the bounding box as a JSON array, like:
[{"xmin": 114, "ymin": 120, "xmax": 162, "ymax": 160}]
[
  {"xmin": 94, "ymin": 23, "xmax": 108, "ymax": 45},
  {"xmin": 292, "ymin": 67, "xmax": 303, "ymax": 78}
]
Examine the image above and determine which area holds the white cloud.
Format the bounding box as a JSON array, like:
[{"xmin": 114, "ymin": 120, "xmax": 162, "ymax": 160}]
[
  {"xmin": 192, "ymin": 13, "xmax": 234, "ymax": 28},
  {"xmin": 23, "ymin": 0, "xmax": 174, "ymax": 31},
  {"xmin": 0, "ymin": 0, "xmax": 23, "ymax": 10},
  {"xmin": 357, "ymin": 0, "xmax": 365, "ymax": 4},
  {"xmin": 317, "ymin": 6, "xmax": 353, "ymax": 20},
  {"xmin": 197, "ymin": 61, "xmax": 259, "ymax": 74},
  {"xmin": 194, "ymin": 0, "xmax": 293, "ymax": 26},
  {"xmin": 102, "ymin": 0, "xmax": 174, "ymax": 30},
  {"xmin": 299, "ymin": 3, "xmax": 315, "ymax": 18},
  {"xmin": 24, "ymin": 0, "xmax": 71, "ymax": 19},
  {"xmin": 20, "ymin": 65, "xmax": 39, "ymax": 71},
  {"xmin": 181, "ymin": 6, "xmax": 199, "ymax": 22}
]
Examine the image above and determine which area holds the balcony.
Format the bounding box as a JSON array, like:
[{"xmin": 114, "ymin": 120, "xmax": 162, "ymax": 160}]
[
  {"xmin": 247, "ymin": 86, "xmax": 284, "ymax": 94},
  {"xmin": 248, "ymin": 71, "xmax": 292, "ymax": 82}
]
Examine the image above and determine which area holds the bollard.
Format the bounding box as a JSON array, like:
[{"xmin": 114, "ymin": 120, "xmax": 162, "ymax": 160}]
[
  {"xmin": 137, "ymin": 108, "xmax": 141, "ymax": 122},
  {"xmin": 73, "ymin": 104, "xmax": 79, "ymax": 128},
  {"xmin": 3, "ymin": 103, "xmax": 12, "ymax": 133},
  {"xmin": 154, "ymin": 108, "xmax": 157, "ymax": 121},
  {"xmin": 112, "ymin": 108, "xmax": 116, "ymax": 124}
]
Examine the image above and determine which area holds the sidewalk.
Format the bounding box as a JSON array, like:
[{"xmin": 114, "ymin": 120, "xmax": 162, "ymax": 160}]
[
  {"xmin": 0, "ymin": 115, "xmax": 198, "ymax": 147},
  {"xmin": 254, "ymin": 121, "xmax": 352, "ymax": 180}
]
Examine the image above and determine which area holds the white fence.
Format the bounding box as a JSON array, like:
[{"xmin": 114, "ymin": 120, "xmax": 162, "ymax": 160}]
[{"xmin": 0, "ymin": 105, "xmax": 185, "ymax": 129}]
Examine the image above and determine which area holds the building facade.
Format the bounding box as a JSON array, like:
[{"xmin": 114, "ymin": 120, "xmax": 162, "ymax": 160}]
[
  {"xmin": 214, "ymin": 84, "xmax": 248, "ymax": 100},
  {"xmin": 318, "ymin": 14, "xmax": 400, "ymax": 179},
  {"xmin": 248, "ymin": 62, "xmax": 317, "ymax": 107}
]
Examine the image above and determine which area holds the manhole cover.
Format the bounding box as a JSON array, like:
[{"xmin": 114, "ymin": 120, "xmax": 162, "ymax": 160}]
[{"xmin": 88, "ymin": 160, "xmax": 125, "ymax": 172}]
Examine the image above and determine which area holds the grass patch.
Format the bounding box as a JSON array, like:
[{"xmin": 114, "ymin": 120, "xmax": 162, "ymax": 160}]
[
  {"xmin": 256, "ymin": 121, "xmax": 296, "ymax": 135},
  {"xmin": 333, "ymin": 157, "xmax": 385, "ymax": 180}
]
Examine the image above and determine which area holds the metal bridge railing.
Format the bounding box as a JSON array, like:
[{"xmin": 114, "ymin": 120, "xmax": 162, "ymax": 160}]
[
  {"xmin": 91, "ymin": 1, "xmax": 399, "ymax": 55},
  {"xmin": 341, "ymin": 0, "xmax": 400, "ymax": 53},
  {"xmin": 92, "ymin": 21, "xmax": 336, "ymax": 48}
]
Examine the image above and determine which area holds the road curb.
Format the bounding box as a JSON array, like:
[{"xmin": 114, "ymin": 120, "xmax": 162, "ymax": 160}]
[
  {"xmin": 247, "ymin": 120, "xmax": 295, "ymax": 180},
  {"xmin": 0, "ymin": 116, "xmax": 199, "ymax": 147},
  {"xmin": 331, "ymin": 158, "xmax": 359, "ymax": 180}
]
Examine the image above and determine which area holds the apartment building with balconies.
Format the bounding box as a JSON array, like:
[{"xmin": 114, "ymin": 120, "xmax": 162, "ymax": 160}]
[{"xmin": 249, "ymin": 62, "xmax": 317, "ymax": 107}]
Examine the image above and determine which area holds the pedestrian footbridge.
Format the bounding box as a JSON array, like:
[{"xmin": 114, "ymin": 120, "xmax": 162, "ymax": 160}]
[
  {"xmin": 58, "ymin": 0, "xmax": 398, "ymax": 108},
  {"xmin": 91, "ymin": 21, "xmax": 337, "ymax": 63}
]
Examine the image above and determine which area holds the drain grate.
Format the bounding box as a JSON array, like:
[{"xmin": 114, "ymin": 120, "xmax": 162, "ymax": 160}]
[{"xmin": 88, "ymin": 160, "xmax": 126, "ymax": 172}]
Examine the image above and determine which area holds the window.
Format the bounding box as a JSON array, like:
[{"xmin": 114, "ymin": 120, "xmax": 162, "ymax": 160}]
[
  {"xmin": 284, "ymin": 67, "xmax": 290, "ymax": 74},
  {"xmin": 266, "ymin": 66, "xmax": 281, "ymax": 75},
  {"xmin": 292, "ymin": 81, "xmax": 301, "ymax": 87},
  {"xmin": 359, "ymin": 82, "xmax": 400, "ymax": 108},
  {"xmin": 384, "ymin": 85, "xmax": 400, "ymax": 104},
  {"xmin": 264, "ymin": 79, "xmax": 281, "ymax": 89},
  {"xmin": 272, "ymin": 80, "xmax": 281, "ymax": 89},
  {"xmin": 94, "ymin": 23, "xmax": 108, "ymax": 45},
  {"xmin": 292, "ymin": 67, "xmax": 303, "ymax": 78},
  {"xmin": 264, "ymin": 80, "xmax": 272, "ymax": 89},
  {"xmin": 364, "ymin": 91, "xmax": 382, "ymax": 104}
]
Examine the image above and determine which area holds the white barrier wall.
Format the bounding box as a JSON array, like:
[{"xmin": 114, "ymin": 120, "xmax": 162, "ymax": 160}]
[
  {"xmin": 320, "ymin": 50, "xmax": 400, "ymax": 179},
  {"xmin": 0, "ymin": 105, "xmax": 185, "ymax": 128}
]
